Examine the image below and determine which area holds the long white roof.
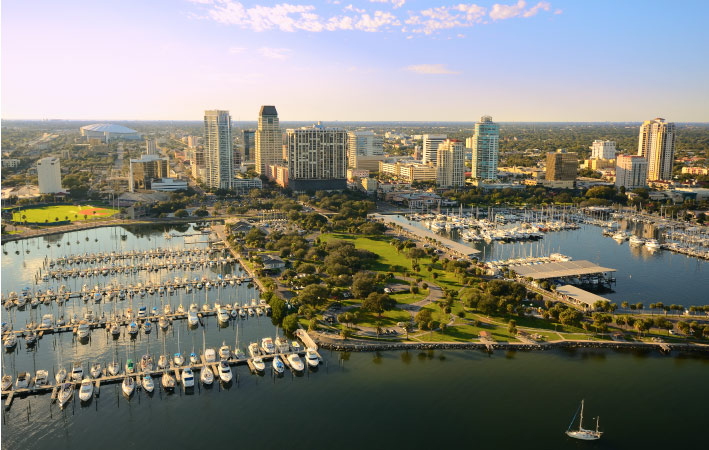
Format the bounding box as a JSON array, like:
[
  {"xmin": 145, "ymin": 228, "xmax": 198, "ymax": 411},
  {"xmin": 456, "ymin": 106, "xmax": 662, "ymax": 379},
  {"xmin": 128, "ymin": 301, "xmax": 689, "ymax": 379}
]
[{"xmin": 80, "ymin": 123, "xmax": 137, "ymax": 134}]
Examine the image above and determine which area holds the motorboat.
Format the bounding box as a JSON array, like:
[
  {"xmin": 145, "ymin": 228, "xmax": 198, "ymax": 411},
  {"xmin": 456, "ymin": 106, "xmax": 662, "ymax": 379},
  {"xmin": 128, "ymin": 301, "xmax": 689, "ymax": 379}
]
[
  {"xmin": 55, "ymin": 367, "xmax": 68, "ymax": 384},
  {"xmin": 217, "ymin": 307, "xmax": 230, "ymax": 324},
  {"xmin": 76, "ymin": 321, "xmax": 90, "ymax": 340},
  {"xmin": 291, "ymin": 341, "xmax": 302, "ymax": 352},
  {"xmin": 188, "ymin": 309, "xmax": 199, "ymax": 327},
  {"xmin": 161, "ymin": 372, "xmax": 176, "ymax": 391},
  {"xmin": 275, "ymin": 337, "xmax": 290, "ymax": 353},
  {"xmin": 248, "ymin": 342, "xmax": 260, "ymax": 358},
  {"xmin": 261, "ymin": 337, "xmax": 275, "ymax": 354},
  {"xmin": 204, "ymin": 348, "xmax": 217, "ymax": 364},
  {"xmin": 34, "ymin": 370, "xmax": 49, "ymax": 387},
  {"xmin": 126, "ymin": 359, "xmax": 135, "ymax": 374},
  {"xmin": 566, "ymin": 400, "xmax": 602, "ymax": 441},
  {"xmin": 71, "ymin": 363, "xmax": 84, "ymax": 382},
  {"xmin": 41, "ymin": 314, "xmax": 54, "ymax": 328},
  {"xmin": 629, "ymin": 235, "xmax": 645, "ymax": 246},
  {"xmin": 181, "ymin": 368, "xmax": 195, "ymax": 388},
  {"xmin": 272, "ymin": 356, "xmax": 285, "ymax": 374},
  {"xmin": 79, "ymin": 377, "xmax": 94, "ymax": 402},
  {"xmin": 645, "ymin": 239, "xmax": 661, "ymax": 251},
  {"xmin": 142, "ymin": 374, "xmax": 155, "ymax": 393},
  {"xmin": 217, "ymin": 361, "xmax": 232, "ymax": 383},
  {"xmin": 219, "ymin": 342, "xmax": 231, "ymax": 360},
  {"xmin": 121, "ymin": 376, "xmax": 135, "ymax": 398},
  {"xmin": 110, "ymin": 320, "xmax": 121, "ymax": 337},
  {"xmin": 287, "ymin": 354, "xmax": 304, "ymax": 372},
  {"xmin": 140, "ymin": 354, "xmax": 154, "ymax": 372},
  {"xmin": 305, "ymin": 349, "xmax": 320, "ymax": 368},
  {"xmin": 25, "ymin": 332, "xmax": 38, "ymax": 346},
  {"xmin": 58, "ymin": 383, "xmax": 74, "ymax": 409},
  {"xmin": 15, "ymin": 372, "xmax": 30, "ymax": 389},
  {"xmin": 90, "ymin": 363, "xmax": 102, "ymax": 378},
  {"xmin": 128, "ymin": 321, "xmax": 139, "ymax": 336},
  {"xmin": 3, "ymin": 334, "xmax": 17, "ymax": 349}
]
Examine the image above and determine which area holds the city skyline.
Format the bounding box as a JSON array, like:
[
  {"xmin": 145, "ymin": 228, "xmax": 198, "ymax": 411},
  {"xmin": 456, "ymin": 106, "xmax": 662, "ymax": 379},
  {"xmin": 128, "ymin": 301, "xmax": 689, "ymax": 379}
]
[{"xmin": 2, "ymin": 0, "xmax": 709, "ymax": 122}]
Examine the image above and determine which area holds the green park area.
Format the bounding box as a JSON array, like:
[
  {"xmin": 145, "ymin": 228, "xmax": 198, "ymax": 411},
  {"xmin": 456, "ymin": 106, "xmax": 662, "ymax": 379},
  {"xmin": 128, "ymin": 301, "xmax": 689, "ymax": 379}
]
[{"xmin": 10, "ymin": 204, "xmax": 119, "ymax": 224}]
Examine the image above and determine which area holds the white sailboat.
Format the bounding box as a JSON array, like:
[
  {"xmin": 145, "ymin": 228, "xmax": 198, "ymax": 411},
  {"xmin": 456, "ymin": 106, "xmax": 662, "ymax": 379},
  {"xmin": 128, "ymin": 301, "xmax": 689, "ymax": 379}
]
[
  {"xmin": 566, "ymin": 400, "xmax": 602, "ymax": 441},
  {"xmin": 57, "ymin": 383, "xmax": 74, "ymax": 409}
]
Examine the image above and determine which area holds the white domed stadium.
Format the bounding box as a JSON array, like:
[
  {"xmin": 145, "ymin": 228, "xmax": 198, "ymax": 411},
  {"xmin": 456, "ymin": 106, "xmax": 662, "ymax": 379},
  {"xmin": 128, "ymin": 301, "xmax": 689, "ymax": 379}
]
[{"xmin": 80, "ymin": 123, "xmax": 141, "ymax": 142}]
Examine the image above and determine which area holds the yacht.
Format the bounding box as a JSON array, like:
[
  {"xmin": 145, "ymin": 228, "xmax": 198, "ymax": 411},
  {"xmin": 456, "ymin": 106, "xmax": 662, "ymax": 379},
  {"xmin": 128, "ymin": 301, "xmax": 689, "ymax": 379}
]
[
  {"xmin": 55, "ymin": 367, "xmax": 68, "ymax": 384},
  {"xmin": 34, "ymin": 370, "xmax": 49, "ymax": 387},
  {"xmin": 121, "ymin": 376, "xmax": 135, "ymax": 398},
  {"xmin": 252, "ymin": 356, "xmax": 265, "ymax": 372},
  {"xmin": 57, "ymin": 383, "xmax": 74, "ymax": 409},
  {"xmin": 305, "ymin": 349, "xmax": 320, "ymax": 368},
  {"xmin": 219, "ymin": 342, "xmax": 231, "ymax": 360},
  {"xmin": 261, "ymin": 337, "xmax": 275, "ymax": 354},
  {"xmin": 200, "ymin": 366, "xmax": 214, "ymax": 385},
  {"xmin": 217, "ymin": 307, "xmax": 230, "ymax": 324},
  {"xmin": 248, "ymin": 342, "xmax": 261, "ymax": 358},
  {"xmin": 90, "ymin": 363, "xmax": 102, "ymax": 378},
  {"xmin": 612, "ymin": 231, "xmax": 628, "ymax": 241},
  {"xmin": 272, "ymin": 356, "xmax": 285, "ymax": 374},
  {"xmin": 187, "ymin": 309, "xmax": 199, "ymax": 327},
  {"xmin": 287, "ymin": 354, "xmax": 304, "ymax": 372},
  {"xmin": 79, "ymin": 377, "xmax": 94, "ymax": 402},
  {"xmin": 181, "ymin": 368, "xmax": 195, "ymax": 388},
  {"xmin": 142, "ymin": 374, "xmax": 155, "ymax": 393},
  {"xmin": 204, "ymin": 348, "xmax": 217, "ymax": 364},
  {"xmin": 217, "ymin": 361, "xmax": 232, "ymax": 383},
  {"xmin": 629, "ymin": 235, "xmax": 645, "ymax": 246},
  {"xmin": 15, "ymin": 372, "xmax": 30, "ymax": 389},
  {"xmin": 566, "ymin": 400, "xmax": 602, "ymax": 441},
  {"xmin": 161, "ymin": 372, "xmax": 176, "ymax": 391},
  {"xmin": 71, "ymin": 363, "xmax": 84, "ymax": 382},
  {"xmin": 645, "ymin": 239, "xmax": 661, "ymax": 251}
]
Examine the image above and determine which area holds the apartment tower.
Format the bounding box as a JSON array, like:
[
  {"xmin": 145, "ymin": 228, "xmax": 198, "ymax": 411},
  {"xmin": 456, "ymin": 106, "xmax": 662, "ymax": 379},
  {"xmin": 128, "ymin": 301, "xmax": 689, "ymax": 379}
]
[
  {"xmin": 436, "ymin": 139, "xmax": 465, "ymax": 188},
  {"xmin": 203, "ymin": 110, "xmax": 234, "ymax": 189},
  {"xmin": 255, "ymin": 105, "xmax": 281, "ymax": 175},
  {"xmin": 470, "ymin": 115, "xmax": 499, "ymax": 180},
  {"xmin": 637, "ymin": 118, "xmax": 675, "ymax": 181}
]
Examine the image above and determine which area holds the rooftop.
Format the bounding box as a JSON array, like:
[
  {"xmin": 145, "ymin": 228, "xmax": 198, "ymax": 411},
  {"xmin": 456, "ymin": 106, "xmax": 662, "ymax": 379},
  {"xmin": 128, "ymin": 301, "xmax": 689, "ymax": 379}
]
[
  {"xmin": 555, "ymin": 285, "xmax": 611, "ymax": 307},
  {"xmin": 80, "ymin": 123, "xmax": 138, "ymax": 134},
  {"xmin": 510, "ymin": 260, "xmax": 615, "ymax": 280},
  {"xmin": 259, "ymin": 105, "xmax": 278, "ymax": 116}
]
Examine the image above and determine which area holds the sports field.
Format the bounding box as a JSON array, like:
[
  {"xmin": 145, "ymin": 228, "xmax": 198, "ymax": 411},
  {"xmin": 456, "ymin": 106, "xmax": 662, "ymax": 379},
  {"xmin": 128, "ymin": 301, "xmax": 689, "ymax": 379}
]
[{"xmin": 11, "ymin": 205, "xmax": 119, "ymax": 223}]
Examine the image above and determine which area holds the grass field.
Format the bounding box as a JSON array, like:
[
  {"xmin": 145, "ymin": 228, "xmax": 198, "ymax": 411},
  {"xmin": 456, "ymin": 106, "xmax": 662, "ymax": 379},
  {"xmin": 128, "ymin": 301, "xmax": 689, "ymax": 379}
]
[{"xmin": 11, "ymin": 205, "xmax": 119, "ymax": 223}]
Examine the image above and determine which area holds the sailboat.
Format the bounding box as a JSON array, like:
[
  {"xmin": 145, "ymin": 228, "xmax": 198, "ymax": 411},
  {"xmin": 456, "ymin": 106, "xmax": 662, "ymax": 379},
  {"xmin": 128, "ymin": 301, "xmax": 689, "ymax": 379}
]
[
  {"xmin": 566, "ymin": 400, "xmax": 603, "ymax": 441},
  {"xmin": 173, "ymin": 328, "xmax": 184, "ymax": 366}
]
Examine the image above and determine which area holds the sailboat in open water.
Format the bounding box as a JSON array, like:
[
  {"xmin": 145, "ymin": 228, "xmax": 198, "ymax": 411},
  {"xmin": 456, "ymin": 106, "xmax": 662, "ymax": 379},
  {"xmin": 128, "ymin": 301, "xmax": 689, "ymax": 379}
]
[{"xmin": 566, "ymin": 399, "xmax": 602, "ymax": 441}]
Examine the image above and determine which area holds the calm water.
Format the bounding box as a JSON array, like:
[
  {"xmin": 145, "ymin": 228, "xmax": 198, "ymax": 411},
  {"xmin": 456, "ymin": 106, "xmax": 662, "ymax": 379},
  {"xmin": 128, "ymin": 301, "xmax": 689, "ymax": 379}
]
[{"xmin": 2, "ymin": 223, "xmax": 708, "ymax": 449}]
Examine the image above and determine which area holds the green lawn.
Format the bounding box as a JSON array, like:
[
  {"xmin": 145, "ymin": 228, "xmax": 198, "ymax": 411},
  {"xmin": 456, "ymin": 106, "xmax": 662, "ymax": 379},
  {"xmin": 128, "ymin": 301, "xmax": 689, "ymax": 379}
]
[
  {"xmin": 414, "ymin": 323, "xmax": 520, "ymax": 343},
  {"xmin": 354, "ymin": 307, "xmax": 411, "ymax": 328},
  {"xmin": 390, "ymin": 290, "xmax": 428, "ymax": 305},
  {"xmin": 10, "ymin": 204, "xmax": 118, "ymax": 223}
]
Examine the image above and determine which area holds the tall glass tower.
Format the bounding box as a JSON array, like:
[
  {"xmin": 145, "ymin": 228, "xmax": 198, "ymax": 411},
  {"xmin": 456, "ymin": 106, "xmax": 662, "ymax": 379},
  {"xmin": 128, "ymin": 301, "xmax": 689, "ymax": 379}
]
[{"xmin": 471, "ymin": 115, "xmax": 499, "ymax": 181}]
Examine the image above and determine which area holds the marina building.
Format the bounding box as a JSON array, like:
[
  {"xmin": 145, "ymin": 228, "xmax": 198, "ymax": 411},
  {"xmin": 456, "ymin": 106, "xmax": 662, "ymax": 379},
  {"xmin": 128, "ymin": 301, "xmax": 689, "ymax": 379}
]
[
  {"xmin": 470, "ymin": 116, "xmax": 499, "ymax": 181},
  {"xmin": 129, "ymin": 154, "xmax": 169, "ymax": 192},
  {"xmin": 436, "ymin": 139, "xmax": 465, "ymax": 188},
  {"xmin": 255, "ymin": 105, "xmax": 281, "ymax": 175},
  {"xmin": 590, "ymin": 140, "xmax": 616, "ymax": 160},
  {"xmin": 286, "ymin": 123, "xmax": 347, "ymax": 191},
  {"xmin": 348, "ymin": 130, "xmax": 384, "ymax": 171},
  {"xmin": 422, "ymin": 134, "xmax": 447, "ymax": 165},
  {"xmin": 638, "ymin": 118, "xmax": 675, "ymax": 181},
  {"xmin": 203, "ymin": 110, "xmax": 234, "ymax": 190},
  {"xmin": 36, "ymin": 157, "xmax": 63, "ymax": 194},
  {"xmin": 615, "ymin": 155, "xmax": 648, "ymax": 190}
]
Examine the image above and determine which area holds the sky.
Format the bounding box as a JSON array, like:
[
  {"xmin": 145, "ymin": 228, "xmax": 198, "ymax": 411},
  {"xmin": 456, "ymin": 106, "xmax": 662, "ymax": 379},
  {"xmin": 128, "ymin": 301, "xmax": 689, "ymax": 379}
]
[{"xmin": 2, "ymin": 0, "xmax": 709, "ymax": 122}]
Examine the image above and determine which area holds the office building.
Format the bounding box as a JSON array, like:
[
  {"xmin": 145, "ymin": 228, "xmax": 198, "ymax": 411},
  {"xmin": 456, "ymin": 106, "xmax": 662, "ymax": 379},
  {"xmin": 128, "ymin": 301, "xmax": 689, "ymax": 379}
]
[
  {"xmin": 436, "ymin": 139, "xmax": 465, "ymax": 188},
  {"xmin": 129, "ymin": 154, "xmax": 169, "ymax": 192},
  {"xmin": 379, "ymin": 160, "xmax": 437, "ymax": 183},
  {"xmin": 37, "ymin": 157, "xmax": 63, "ymax": 194},
  {"xmin": 545, "ymin": 150, "xmax": 578, "ymax": 188},
  {"xmin": 422, "ymin": 134, "xmax": 447, "ymax": 165},
  {"xmin": 286, "ymin": 123, "xmax": 347, "ymax": 191},
  {"xmin": 638, "ymin": 118, "xmax": 675, "ymax": 181},
  {"xmin": 590, "ymin": 140, "xmax": 616, "ymax": 160},
  {"xmin": 255, "ymin": 106, "xmax": 281, "ymax": 175},
  {"xmin": 203, "ymin": 110, "xmax": 234, "ymax": 190},
  {"xmin": 242, "ymin": 129, "xmax": 255, "ymax": 161},
  {"xmin": 615, "ymin": 155, "xmax": 648, "ymax": 190},
  {"xmin": 145, "ymin": 139, "xmax": 157, "ymax": 156},
  {"xmin": 470, "ymin": 116, "xmax": 499, "ymax": 180},
  {"xmin": 347, "ymin": 130, "xmax": 384, "ymax": 170},
  {"xmin": 150, "ymin": 178, "xmax": 188, "ymax": 192}
]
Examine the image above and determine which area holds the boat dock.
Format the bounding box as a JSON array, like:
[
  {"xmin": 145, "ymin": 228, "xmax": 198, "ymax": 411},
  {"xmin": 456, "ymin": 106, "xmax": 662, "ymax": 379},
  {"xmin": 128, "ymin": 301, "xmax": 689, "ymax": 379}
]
[{"xmin": 505, "ymin": 259, "xmax": 616, "ymax": 287}]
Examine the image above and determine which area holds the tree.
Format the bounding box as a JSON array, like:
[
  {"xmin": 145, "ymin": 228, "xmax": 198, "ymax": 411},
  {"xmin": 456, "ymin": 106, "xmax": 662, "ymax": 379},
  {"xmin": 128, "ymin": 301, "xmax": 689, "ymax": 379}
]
[
  {"xmin": 362, "ymin": 292, "xmax": 395, "ymax": 318},
  {"xmin": 415, "ymin": 309, "xmax": 433, "ymax": 329},
  {"xmin": 508, "ymin": 319, "xmax": 517, "ymax": 335},
  {"xmin": 297, "ymin": 284, "xmax": 330, "ymax": 306},
  {"xmin": 174, "ymin": 209, "xmax": 189, "ymax": 218},
  {"xmin": 269, "ymin": 296, "xmax": 287, "ymax": 325},
  {"xmin": 352, "ymin": 271, "xmax": 377, "ymax": 299},
  {"xmin": 282, "ymin": 314, "xmax": 299, "ymax": 334}
]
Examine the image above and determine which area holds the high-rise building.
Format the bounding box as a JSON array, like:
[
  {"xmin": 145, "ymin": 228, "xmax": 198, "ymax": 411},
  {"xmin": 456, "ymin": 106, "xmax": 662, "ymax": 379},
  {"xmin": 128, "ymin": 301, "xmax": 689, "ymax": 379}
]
[
  {"xmin": 637, "ymin": 118, "xmax": 675, "ymax": 181},
  {"xmin": 37, "ymin": 157, "xmax": 63, "ymax": 194},
  {"xmin": 470, "ymin": 115, "xmax": 499, "ymax": 180},
  {"xmin": 615, "ymin": 155, "xmax": 648, "ymax": 190},
  {"xmin": 242, "ymin": 129, "xmax": 255, "ymax": 161},
  {"xmin": 129, "ymin": 154, "xmax": 169, "ymax": 192},
  {"xmin": 590, "ymin": 140, "xmax": 616, "ymax": 160},
  {"xmin": 187, "ymin": 135, "xmax": 200, "ymax": 148},
  {"xmin": 286, "ymin": 122, "xmax": 347, "ymax": 191},
  {"xmin": 422, "ymin": 134, "xmax": 447, "ymax": 165},
  {"xmin": 546, "ymin": 150, "xmax": 578, "ymax": 181},
  {"xmin": 190, "ymin": 146, "xmax": 205, "ymax": 181},
  {"xmin": 436, "ymin": 139, "xmax": 465, "ymax": 188},
  {"xmin": 203, "ymin": 110, "xmax": 234, "ymax": 190},
  {"xmin": 145, "ymin": 139, "xmax": 157, "ymax": 156},
  {"xmin": 255, "ymin": 105, "xmax": 281, "ymax": 175},
  {"xmin": 347, "ymin": 130, "xmax": 384, "ymax": 170}
]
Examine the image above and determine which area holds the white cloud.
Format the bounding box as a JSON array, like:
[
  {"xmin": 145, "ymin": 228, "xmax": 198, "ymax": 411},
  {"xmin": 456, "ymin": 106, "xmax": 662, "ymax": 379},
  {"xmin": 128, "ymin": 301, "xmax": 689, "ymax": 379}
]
[
  {"xmin": 370, "ymin": 0, "xmax": 406, "ymax": 9},
  {"xmin": 228, "ymin": 46, "xmax": 246, "ymax": 54},
  {"xmin": 405, "ymin": 64, "xmax": 460, "ymax": 75},
  {"xmin": 355, "ymin": 11, "xmax": 400, "ymax": 32},
  {"xmin": 554, "ymin": 8, "xmax": 562, "ymax": 15},
  {"xmin": 259, "ymin": 47, "xmax": 291, "ymax": 59},
  {"xmin": 489, "ymin": 1, "xmax": 550, "ymax": 20}
]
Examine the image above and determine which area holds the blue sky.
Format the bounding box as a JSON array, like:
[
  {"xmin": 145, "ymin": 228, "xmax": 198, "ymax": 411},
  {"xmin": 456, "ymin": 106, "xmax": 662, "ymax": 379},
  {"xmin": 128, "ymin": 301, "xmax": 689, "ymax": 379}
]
[{"xmin": 2, "ymin": 0, "xmax": 708, "ymax": 121}]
